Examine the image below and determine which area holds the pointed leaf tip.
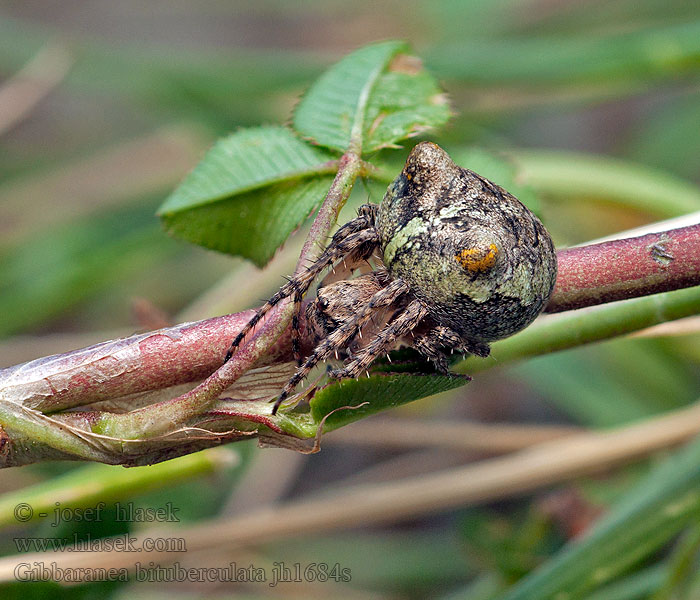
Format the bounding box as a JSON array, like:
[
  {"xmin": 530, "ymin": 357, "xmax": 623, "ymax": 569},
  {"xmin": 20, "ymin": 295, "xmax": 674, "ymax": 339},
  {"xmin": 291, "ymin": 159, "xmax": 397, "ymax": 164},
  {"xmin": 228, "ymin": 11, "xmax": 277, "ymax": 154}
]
[{"xmin": 293, "ymin": 41, "xmax": 449, "ymax": 154}]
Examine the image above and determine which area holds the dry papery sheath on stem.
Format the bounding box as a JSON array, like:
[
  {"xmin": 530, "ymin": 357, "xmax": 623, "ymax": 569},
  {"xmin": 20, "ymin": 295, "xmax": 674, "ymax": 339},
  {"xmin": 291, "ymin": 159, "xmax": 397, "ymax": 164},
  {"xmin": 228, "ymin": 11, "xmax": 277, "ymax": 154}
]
[{"xmin": 1, "ymin": 145, "xmax": 699, "ymax": 466}]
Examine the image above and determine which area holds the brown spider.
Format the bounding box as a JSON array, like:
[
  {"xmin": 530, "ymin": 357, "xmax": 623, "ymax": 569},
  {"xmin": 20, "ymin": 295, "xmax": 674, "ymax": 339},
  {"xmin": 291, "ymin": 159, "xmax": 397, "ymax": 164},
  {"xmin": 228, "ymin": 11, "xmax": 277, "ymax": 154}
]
[{"xmin": 225, "ymin": 142, "xmax": 557, "ymax": 414}]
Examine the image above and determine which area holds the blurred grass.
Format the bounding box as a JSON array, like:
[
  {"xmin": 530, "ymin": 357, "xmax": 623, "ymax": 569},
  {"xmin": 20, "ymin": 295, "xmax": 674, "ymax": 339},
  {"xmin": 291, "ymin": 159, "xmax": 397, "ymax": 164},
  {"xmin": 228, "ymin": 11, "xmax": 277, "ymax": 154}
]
[
  {"xmin": 0, "ymin": 197, "xmax": 170, "ymax": 337},
  {"xmin": 0, "ymin": 1, "xmax": 699, "ymax": 598}
]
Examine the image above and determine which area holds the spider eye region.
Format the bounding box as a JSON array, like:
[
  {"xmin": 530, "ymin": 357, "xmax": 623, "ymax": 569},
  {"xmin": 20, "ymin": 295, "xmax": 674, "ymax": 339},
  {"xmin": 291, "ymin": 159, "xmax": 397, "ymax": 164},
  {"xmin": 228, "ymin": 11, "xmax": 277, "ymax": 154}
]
[{"xmin": 454, "ymin": 243, "xmax": 499, "ymax": 273}]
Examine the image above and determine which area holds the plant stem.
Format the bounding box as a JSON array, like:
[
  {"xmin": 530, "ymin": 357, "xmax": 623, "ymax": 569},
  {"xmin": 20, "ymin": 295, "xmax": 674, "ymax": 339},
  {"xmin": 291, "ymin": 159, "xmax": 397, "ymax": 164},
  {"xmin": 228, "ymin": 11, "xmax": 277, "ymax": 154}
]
[
  {"xmin": 546, "ymin": 223, "xmax": 700, "ymax": 312},
  {"xmin": 4, "ymin": 399, "xmax": 700, "ymax": 578},
  {"xmin": 462, "ymin": 285, "xmax": 700, "ymax": 375},
  {"xmin": 91, "ymin": 152, "xmax": 363, "ymax": 439},
  {"xmin": 0, "ymin": 311, "xmax": 263, "ymax": 414},
  {"xmin": 0, "ymin": 220, "xmax": 698, "ymax": 460},
  {"xmin": 297, "ymin": 153, "xmax": 362, "ymax": 269},
  {"xmin": 0, "ymin": 42, "xmax": 73, "ymax": 136}
]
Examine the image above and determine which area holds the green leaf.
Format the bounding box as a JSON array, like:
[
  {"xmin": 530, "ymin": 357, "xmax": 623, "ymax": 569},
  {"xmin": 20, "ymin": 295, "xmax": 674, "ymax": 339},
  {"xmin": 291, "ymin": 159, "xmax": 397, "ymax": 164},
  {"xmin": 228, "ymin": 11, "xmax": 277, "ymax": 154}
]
[
  {"xmin": 293, "ymin": 41, "xmax": 449, "ymax": 154},
  {"xmin": 158, "ymin": 126, "xmax": 336, "ymax": 266},
  {"xmin": 273, "ymin": 531, "xmax": 475, "ymax": 591},
  {"xmin": 497, "ymin": 432, "xmax": 700, "ymax": 600},
  {"xmin": 363, "ymin": 65, "xmax": 451, "ymax": 152},
  {"xmin": 161, "ymin": 176, "xmax": 334, "ymax": 267},
  {"xmin": 293, "ymin": 41, "xmax": 405, "ymax": 152},
  {"xmin": 309, "ymin": 373, "xmax": 468, "ymax": 433},
  {"xmin": 0, "ymin": 450, "xmax": 235, "ymax": 528},
  {"xmin": 582, "ymin": 565, "xmax": 665, "ymax": 600}
]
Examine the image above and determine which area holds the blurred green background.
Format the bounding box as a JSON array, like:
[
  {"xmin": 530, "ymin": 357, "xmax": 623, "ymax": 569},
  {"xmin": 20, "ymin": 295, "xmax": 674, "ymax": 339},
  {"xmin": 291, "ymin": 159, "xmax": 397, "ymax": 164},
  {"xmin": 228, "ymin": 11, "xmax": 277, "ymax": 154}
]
[{"xmin": 1, "ymin": 1, "xmax": 699, "ymax": 598}]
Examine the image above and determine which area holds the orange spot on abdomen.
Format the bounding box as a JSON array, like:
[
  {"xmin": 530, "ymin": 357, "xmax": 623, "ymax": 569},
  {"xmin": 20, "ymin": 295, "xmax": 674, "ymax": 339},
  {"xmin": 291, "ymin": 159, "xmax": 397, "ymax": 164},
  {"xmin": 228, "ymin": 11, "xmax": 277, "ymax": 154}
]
[{"xmin": 455, "ymin": 243, "xmax": 499, "ymax": 273}]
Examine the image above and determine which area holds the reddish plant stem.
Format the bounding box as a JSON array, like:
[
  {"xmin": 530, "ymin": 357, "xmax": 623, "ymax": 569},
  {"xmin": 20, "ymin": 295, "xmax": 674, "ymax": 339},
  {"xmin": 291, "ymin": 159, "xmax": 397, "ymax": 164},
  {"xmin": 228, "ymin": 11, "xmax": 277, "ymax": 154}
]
[
  {"xmin": 297, "ymin": 153, "xmax": 362, "ymax": 272},
  {"xmin": 1, "ymin": 223, "xmax": 698, "ymax": 417},
  {"xmin": 90, "ymin": 151, "xmax": 363, "ymax": 436},
  {"xmin": 0, "ymin": 311, "xmax": 294, "ymax": 414},
  {"xmin": 546, "ymin": 223, "xmax": 700, "ymax": 313}
]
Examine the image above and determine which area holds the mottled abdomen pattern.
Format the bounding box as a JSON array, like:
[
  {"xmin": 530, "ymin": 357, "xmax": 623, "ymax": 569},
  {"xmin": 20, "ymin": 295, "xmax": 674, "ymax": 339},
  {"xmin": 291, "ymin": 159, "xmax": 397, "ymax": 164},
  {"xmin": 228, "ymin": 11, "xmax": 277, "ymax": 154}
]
[{"xmin": 377, "ymin": 142, "xmax": 557, "ymax": 342}]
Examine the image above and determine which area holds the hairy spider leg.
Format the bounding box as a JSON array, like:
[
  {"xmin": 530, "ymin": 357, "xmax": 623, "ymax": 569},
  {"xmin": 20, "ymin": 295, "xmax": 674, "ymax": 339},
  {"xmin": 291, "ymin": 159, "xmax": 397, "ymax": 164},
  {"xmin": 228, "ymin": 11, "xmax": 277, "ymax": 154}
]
[
  {"xmin": 271, "ymin": 278, "xmax": 410, "ymax": 414},
  {"xmin": 224, "ymin": 207, "xmax": 378, "ymax": 363},
  {"xmin": 460, "ymin": 339, "xmax": 491, "ymax": 358},
  {"xmin": 412, "ymin": 325, "xmax": 463, "ymax": 373},
  {"xmin": 330, "ymin": 299, "xmax": 430, "ymax": 379},
  {"xmin": 224, "ymin": 226, "xmax": 380, "ymax": 363},
  {"xmin": 290, "ymin": 289, "xmax": 304, "ymax": 366}
]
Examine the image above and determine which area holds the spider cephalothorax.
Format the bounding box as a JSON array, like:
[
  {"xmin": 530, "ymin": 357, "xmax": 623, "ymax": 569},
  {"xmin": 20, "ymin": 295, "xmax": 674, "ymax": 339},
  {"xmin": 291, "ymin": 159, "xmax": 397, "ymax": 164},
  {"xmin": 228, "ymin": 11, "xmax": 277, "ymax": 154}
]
[{"xmin": 225, "ymin": 142, "xmax": 558, "ymax": 414}]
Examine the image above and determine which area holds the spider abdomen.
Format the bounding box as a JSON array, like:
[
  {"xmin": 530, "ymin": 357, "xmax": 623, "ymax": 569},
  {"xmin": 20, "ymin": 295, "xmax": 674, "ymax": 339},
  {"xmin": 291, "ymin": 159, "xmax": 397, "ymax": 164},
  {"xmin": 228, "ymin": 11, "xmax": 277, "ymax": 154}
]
[
  {"xmin": 377, "ymin": 142, "xmax": 557, "ymax": 342},
  {"xmin": 226, "ymin": 141, "xmax": 558, "ymax": 414}
]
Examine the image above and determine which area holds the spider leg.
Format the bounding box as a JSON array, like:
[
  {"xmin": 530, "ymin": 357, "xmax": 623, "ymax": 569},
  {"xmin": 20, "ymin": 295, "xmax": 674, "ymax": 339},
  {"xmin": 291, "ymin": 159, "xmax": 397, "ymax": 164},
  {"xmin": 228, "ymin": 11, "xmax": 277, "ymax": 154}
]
[
  {"xmin": 415, "ymin": 325, "xmax": 491, "ymax": 363},
  {"xmin": 460, "ymin": 339, "xmax": 491, "ymax": 358},
  {"xmin": 291, "ymin": 289, "xmax": 303, "ymax": 366},
  {"xmin": 330, "ymin": 299, "xmax": 430, "ymax": 380},
  {"xmin": 271, "ymin": 277, "xmax": 409, "ymax": 414},
  {"xmin": 355, "ymin": 203, "xmax": 378, "ymax": 223},
  {"xmin": 413, "ymin": 325, "xmax": 463, "ymax": 373},
  {"xmin": 224, "ymin": 226, "xmax": 380, "ymax": 363},
  {"xmin": 319, "ymin": 237, "xmax": 377, "ymax": 286}
]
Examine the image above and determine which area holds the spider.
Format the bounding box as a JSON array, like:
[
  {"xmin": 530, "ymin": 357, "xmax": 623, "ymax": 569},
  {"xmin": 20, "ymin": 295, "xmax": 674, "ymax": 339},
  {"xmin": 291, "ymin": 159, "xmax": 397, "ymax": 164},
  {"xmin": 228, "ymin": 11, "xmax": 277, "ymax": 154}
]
[{"xmin": 225, "ymin": 142, "xmax": 558, "ymax": 414}]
